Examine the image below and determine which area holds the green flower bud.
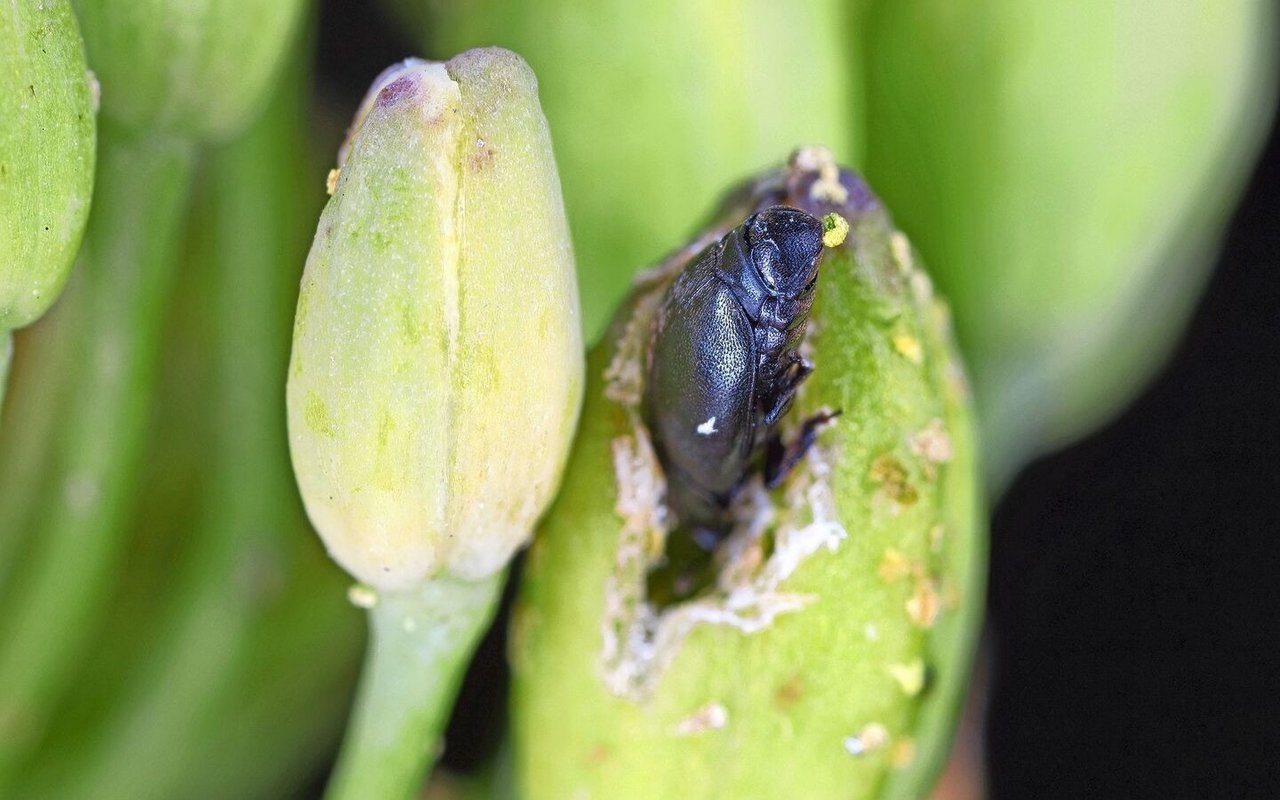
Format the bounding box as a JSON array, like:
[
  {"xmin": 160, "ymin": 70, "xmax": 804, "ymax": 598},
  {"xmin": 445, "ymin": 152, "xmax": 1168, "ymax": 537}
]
[
  {"xmin": 862, "ymin": 0, "xmax": 1277, "ymax": 483},
  {"xmin": 71, "ymin": 0, "xmax": 307, "ymax": 140},
  {"xmin": 428, "ymin": 0, "xmax": 858, "ymax": 340},
  {"xmin": 287, "ymin": 50, "xmax": 584, "ymax": 592},
  {"xmin": 0, "ymin": 0, "xmax": 95, "ymax": 331},
  {"xmin": 512, "ymin": 150, "xmax": 983, "ymax": 800}
]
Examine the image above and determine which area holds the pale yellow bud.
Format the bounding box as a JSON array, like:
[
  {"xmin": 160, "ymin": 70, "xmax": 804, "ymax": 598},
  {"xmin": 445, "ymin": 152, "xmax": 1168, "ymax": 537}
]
[{"xmin": 287, "ymin": 50, "xmax": 583, "ymax": 591}]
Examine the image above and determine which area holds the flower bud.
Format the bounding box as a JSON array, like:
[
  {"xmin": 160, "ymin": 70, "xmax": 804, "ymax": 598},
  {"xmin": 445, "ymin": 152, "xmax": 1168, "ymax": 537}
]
[
  {"xmin": 0, "ymin": 0, "xmax": 95, "ymax": 331},
  {"xmin": 862, "ymin": 0, "xmax": 1277, "ymax": 481},
  {"xmin": 287, "ymin": 50, "xmax": 583, "ymax": 592},
  {"xmin": 72, "ymin": 0, "xmax": 307, "ymax": 140},
  {"xmin": 512, "ymin": 151, "xmax": 982, "ymax": 800}
]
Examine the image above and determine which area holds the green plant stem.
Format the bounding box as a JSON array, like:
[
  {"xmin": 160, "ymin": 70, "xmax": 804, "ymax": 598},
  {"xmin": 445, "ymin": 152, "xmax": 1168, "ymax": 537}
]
[
  {"xmin": 326, "ymin": 574, "xmax": 504, "ymax": 800},
  {"xmin": 0, "ymin": 123, "xmax": 195, "ymax": 787}
]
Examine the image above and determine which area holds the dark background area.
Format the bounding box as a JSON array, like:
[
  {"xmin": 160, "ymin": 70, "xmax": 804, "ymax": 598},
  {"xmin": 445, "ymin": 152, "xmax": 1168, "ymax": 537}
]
[
  {"xmin": 985, "ymin": 93, "xmax": 1280, "ymax": 797},
  {"xmin": 316, "ymin": 3, "xmax": 1280, "ymax": 797}
]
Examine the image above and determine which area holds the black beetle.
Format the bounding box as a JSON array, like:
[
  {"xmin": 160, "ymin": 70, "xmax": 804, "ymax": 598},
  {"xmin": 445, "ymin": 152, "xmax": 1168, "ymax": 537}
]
[{"xmin": 643, "ymin": 206, "xmax": 838, "ymax": 595}]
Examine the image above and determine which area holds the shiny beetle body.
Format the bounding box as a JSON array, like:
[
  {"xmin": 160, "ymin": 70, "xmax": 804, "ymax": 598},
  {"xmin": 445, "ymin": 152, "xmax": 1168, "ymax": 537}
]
[{"xmin": 644, "ymin": 206, "xmax": 835, "ymax": 556}]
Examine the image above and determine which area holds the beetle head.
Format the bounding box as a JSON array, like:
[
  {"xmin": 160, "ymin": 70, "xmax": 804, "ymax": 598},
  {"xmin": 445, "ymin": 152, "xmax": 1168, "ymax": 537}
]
[{"xmin": 745, "ymin": 207, "xmax": 824, "ymax": 298}]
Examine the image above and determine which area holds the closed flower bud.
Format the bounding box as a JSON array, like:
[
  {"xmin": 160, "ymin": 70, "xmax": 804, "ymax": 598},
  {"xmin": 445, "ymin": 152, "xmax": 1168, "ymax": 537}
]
[
  {"xmin": 72, "ymin": 0, "xmax": 307, "ymax": 139},
  {"xmin": 512, "ymin": 151, "xmax": 982, "ymax": 800},
  {"xmin": 0, "ymin": 0, "xmax": 95, "ymax": 331},
  {"xmin": 287, "ymin": 50, "xmax": 583, "ymax": 592}
]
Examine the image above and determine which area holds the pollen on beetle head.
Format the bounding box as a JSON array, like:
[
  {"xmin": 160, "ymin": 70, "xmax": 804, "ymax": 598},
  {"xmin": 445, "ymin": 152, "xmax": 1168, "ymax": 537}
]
[{"xmin": 821, "ymin": 213, "xmax": 849, "ymax": 248}]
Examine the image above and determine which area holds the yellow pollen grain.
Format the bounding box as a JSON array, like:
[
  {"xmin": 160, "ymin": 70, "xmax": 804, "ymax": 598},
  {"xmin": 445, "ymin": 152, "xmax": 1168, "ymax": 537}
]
[
  {"xmin": 892, "ymin": 333, "xmax": 923, "ymax": 364},
  {"xmin": 890, "ymin": 737, "xmax": 917, "ymax": 768},
  {"xmin": 929, "ymin": 524, "xmax": 945, "ymax": 553},
  {"xmin": 869, "ymin": 453, "xmax": 918, "ymax": 506},
  {"xmin": 887, "ymin": 659, "xmax": 926, "ymax": 696},
  {"xmin": 326, "ymin": 168, "xmax": 340, "ymax": 195},
  {"xmin": 674, "ymin": 702, "xmax": 728, "ymax": 736},
  {"xmin": 844, "ymin": 722, "xmax": 889, "ymax": 756},
  {"xmin": 906, "ymin": 579, "xmax": 941, "ymax": 628},
  {"xmin": 822, "ymin": 212, "xmax": 849, "ymax": 248},
  {"xmin": 890, "ymin": 231, "xmax": 913, "ymax": 273},
  {"xmin": 877, "ymin": 548, "xmax": 910, "ymax": 583},
  {"xmin": 644, "ymin": 526, "xmax": 666, "ymax": 561}
]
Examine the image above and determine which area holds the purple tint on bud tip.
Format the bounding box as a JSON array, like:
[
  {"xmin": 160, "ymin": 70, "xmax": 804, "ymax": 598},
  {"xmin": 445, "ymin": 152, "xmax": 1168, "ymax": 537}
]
[
  {"xmin": 836, "ymin": 173, "xmax": 879, "ymax": 215},
  {"xmin": 377, "ymin": 75, "xmax": 420, "ymax": 108},
  {"xmin": 787, "ymin": 146, "xmax": 881, "ymax": 223},
  {"xmin": 337, "ymin": 58, "xmax": 435, "ymax": 169}
]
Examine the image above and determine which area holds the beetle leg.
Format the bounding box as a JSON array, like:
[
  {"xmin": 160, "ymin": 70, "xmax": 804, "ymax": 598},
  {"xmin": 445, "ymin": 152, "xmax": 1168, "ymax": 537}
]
[
  {"xmin": 764, "ymin": 409, "xmax": 841, "ymax": 488},
  {"xmin": 763, "ymin": 390, "xmax": 795, "ymax": 427},
  {"xmin": 762, "ymin": 354, "xmax": 812, "ymax": 426}
]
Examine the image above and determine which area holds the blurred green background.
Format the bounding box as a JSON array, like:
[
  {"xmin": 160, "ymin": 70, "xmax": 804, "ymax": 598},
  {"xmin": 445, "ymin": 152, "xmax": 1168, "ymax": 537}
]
[{"xmin": 0, "ymin": 1, "xmax": 1275, "ymax": 798}]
